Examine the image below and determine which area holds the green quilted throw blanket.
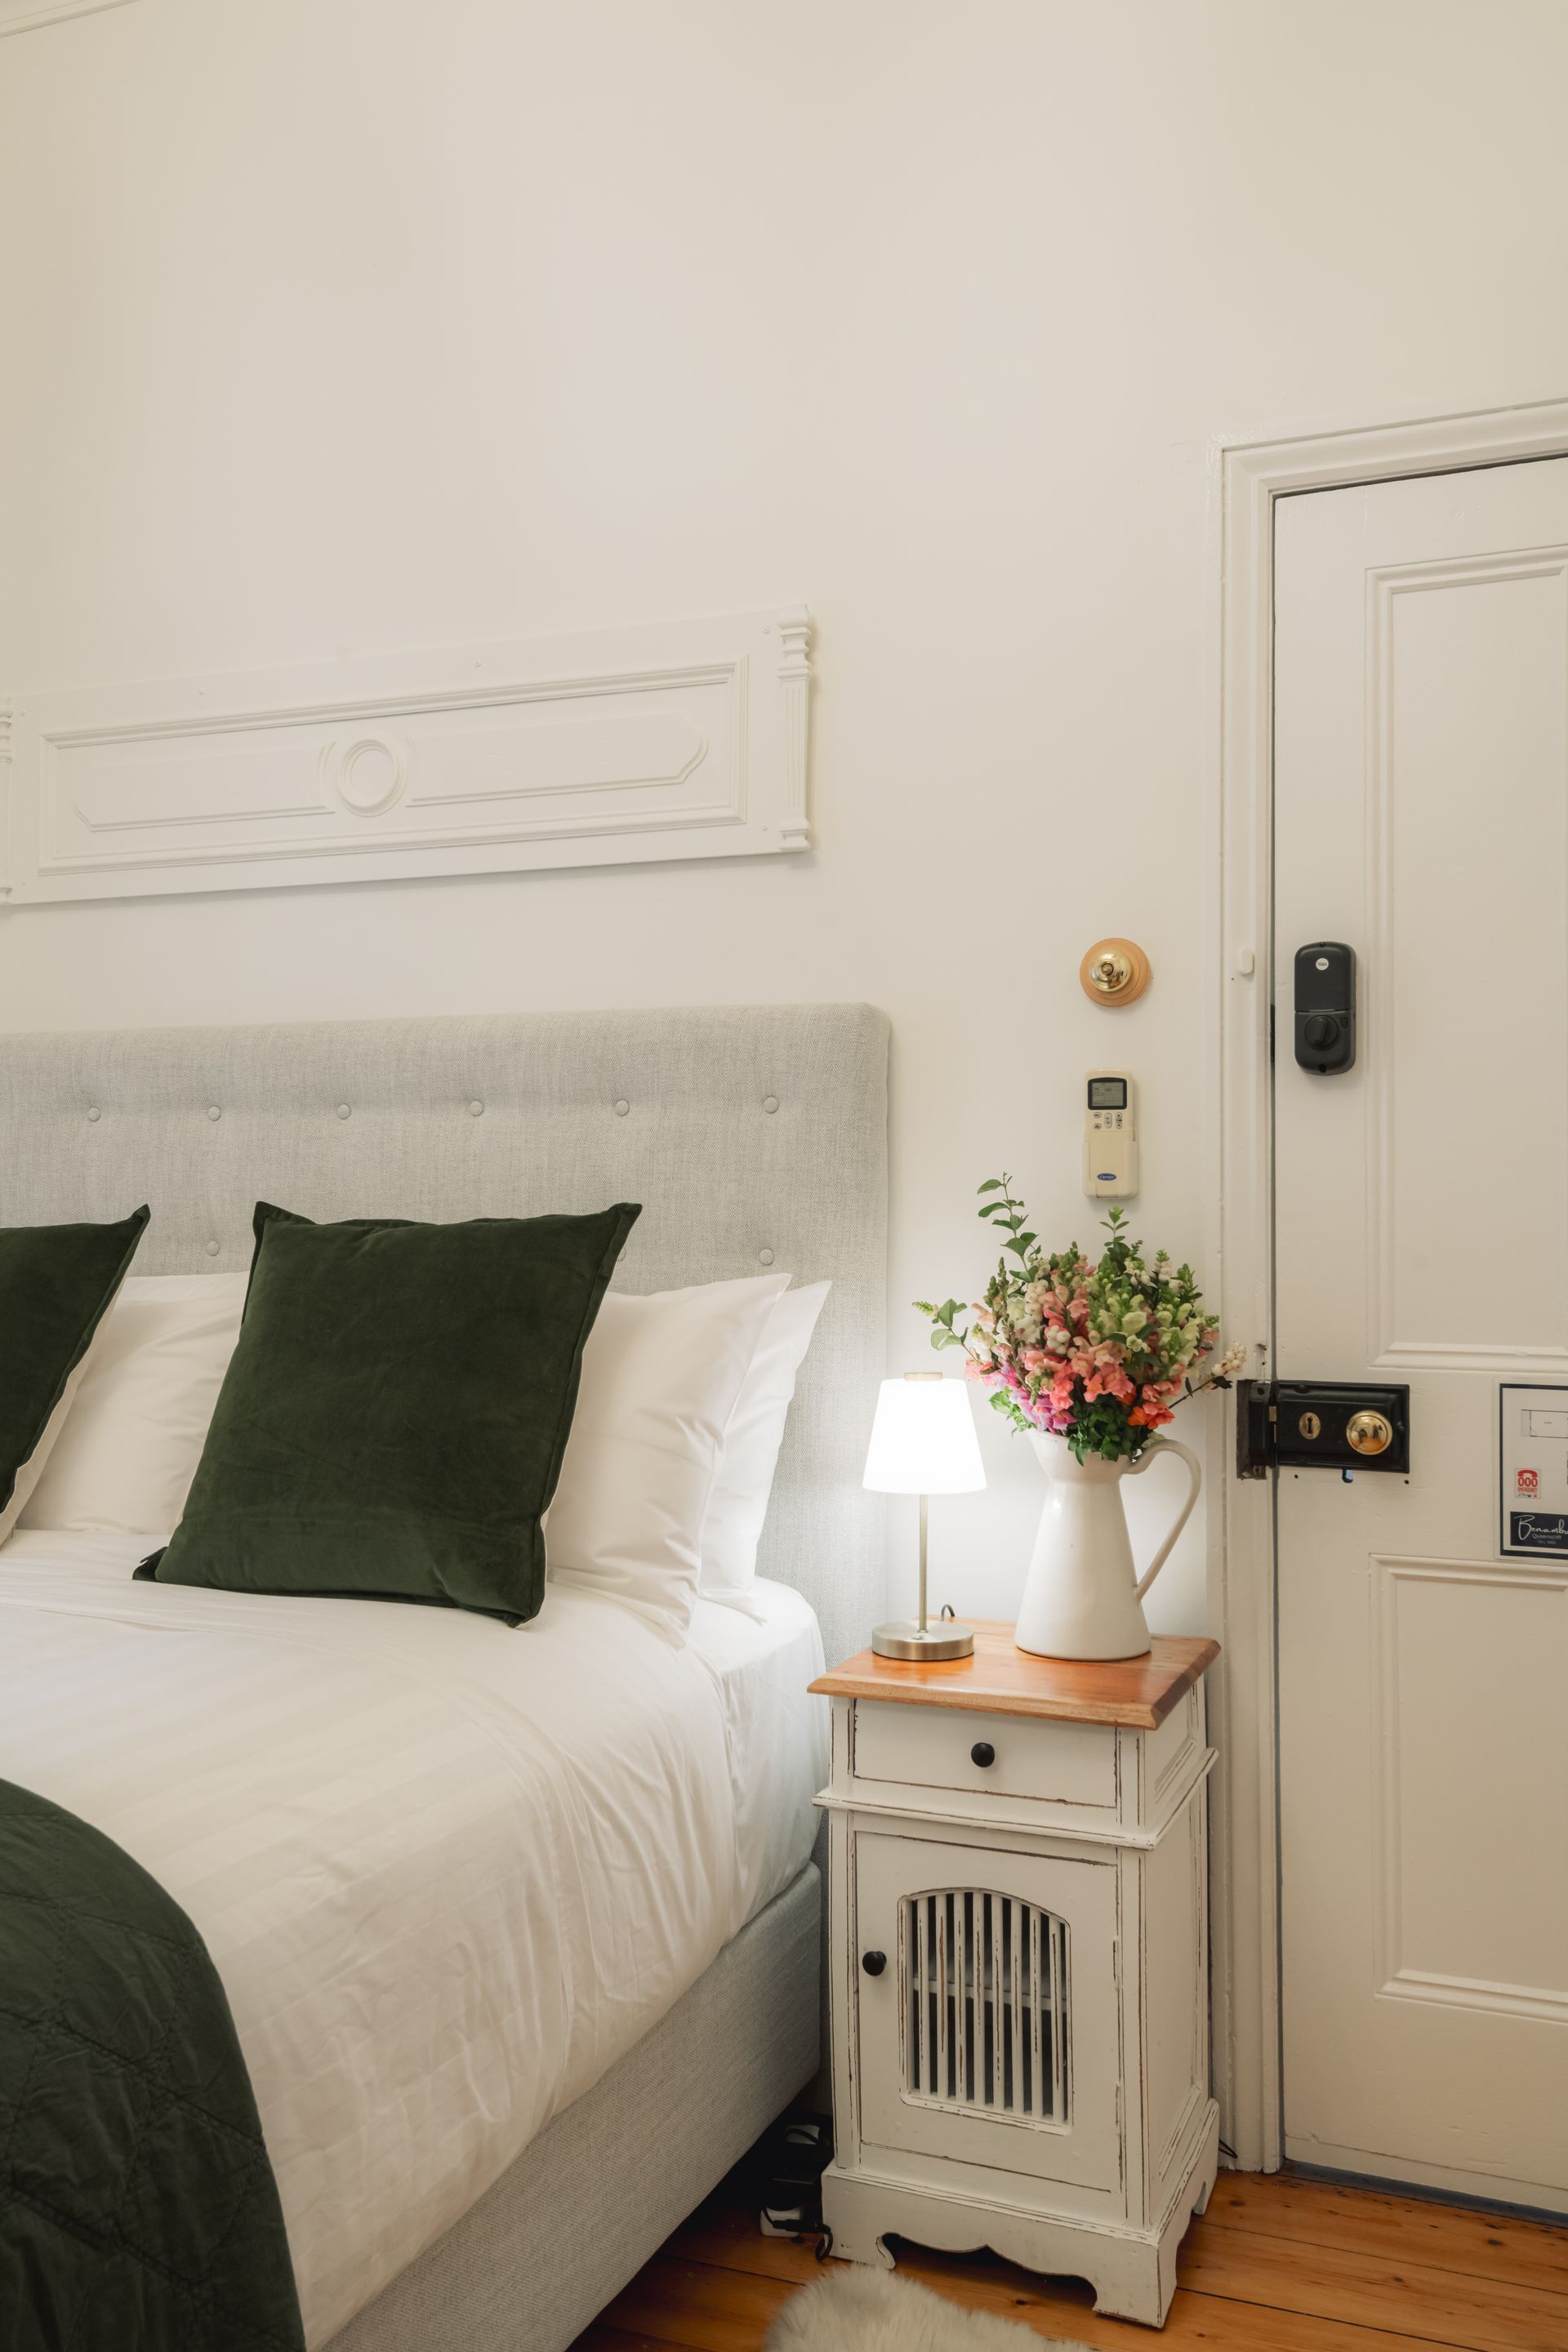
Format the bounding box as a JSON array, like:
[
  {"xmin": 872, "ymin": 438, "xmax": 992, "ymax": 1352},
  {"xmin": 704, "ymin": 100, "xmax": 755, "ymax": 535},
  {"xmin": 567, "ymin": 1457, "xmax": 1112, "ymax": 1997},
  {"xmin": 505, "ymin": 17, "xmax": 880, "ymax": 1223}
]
[{"xmin": 0, "ymin": 1777, "xmax": 305, "ymax": 2351}]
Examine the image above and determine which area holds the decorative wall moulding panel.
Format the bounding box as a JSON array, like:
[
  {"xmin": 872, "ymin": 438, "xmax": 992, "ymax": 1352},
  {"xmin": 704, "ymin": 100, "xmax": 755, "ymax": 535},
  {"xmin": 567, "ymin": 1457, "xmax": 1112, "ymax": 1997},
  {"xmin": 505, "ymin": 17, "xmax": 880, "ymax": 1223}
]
[
  {"xmin": 0, "ymin": 0, "xmax": 137, "ymax": 33},
  {"xmin": 0, "ymin": 607, "xmax": 812, "ymax": 904}
]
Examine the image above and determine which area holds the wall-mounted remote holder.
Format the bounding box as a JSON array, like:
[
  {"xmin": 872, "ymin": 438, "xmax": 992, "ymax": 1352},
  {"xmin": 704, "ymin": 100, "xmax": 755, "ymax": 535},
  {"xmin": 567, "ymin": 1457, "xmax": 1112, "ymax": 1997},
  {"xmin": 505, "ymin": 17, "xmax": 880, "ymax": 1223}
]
[{"xmin": 1084, "ymin": 1071, "xmax": 1138, "ymax": 1199}]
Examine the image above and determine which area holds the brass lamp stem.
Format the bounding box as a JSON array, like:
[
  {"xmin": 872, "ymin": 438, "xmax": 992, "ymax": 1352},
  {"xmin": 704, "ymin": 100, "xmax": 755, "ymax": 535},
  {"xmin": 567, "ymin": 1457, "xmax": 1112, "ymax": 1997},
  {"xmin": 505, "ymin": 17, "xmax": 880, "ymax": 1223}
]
[{"xmin": 870, "ymin": 1486, "xmax": 973, "ymax": 1660}]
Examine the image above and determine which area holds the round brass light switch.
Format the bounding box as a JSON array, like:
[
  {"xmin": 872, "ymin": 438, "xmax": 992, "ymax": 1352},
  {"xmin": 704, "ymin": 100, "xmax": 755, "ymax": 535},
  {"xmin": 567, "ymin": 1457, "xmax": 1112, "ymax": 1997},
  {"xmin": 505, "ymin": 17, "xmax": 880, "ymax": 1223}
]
[{"xmin": 1079, "ymin": 937, "xmax": 1152, "ymax": 1008}]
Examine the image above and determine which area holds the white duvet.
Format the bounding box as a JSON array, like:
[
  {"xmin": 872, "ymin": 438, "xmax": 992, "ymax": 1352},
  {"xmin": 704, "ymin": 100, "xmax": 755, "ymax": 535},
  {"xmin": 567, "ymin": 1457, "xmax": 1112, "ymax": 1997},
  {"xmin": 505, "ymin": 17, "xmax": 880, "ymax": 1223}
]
[{"xmin": 0, "ymin": 1534, "xmax": 826, "ymax": 2345}]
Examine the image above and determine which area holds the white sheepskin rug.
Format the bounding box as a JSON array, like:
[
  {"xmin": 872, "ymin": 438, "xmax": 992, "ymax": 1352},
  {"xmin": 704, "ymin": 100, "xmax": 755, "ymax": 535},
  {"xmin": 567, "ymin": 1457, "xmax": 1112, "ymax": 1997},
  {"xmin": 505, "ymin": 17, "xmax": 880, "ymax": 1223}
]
[{"xmin": 764, "ymin": 2265, "xmax": 1094, "ymax": 2351}]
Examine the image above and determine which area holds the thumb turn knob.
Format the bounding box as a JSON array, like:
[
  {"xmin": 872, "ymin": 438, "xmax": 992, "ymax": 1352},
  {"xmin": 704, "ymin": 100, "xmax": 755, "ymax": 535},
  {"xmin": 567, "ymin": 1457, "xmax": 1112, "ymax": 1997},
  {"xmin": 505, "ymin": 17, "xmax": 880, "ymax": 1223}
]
[{"xmin": 1303, "ymin": 1013, "xmax": 1340, "ymax": 1052}]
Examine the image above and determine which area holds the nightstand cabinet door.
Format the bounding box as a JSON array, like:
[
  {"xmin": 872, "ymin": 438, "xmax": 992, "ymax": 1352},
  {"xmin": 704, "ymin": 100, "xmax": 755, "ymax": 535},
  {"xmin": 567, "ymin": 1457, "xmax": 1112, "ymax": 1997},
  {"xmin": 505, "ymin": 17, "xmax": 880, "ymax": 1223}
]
[{"xmin": 853, "ymin": 1831, "xmax": 1122, "ymax": 2194}]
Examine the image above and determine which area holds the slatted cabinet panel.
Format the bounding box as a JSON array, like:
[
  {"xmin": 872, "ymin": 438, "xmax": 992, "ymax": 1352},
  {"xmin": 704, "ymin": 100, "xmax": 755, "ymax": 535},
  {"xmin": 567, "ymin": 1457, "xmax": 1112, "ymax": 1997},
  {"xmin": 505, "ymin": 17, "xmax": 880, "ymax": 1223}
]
[
  {"xmin": 854, "ymin": 1833, "xmax": 1121, "ymax": 2194},
  {"xmin": 900, "ymin": 1889, "xmax": 1067, "ymax": 2123}
]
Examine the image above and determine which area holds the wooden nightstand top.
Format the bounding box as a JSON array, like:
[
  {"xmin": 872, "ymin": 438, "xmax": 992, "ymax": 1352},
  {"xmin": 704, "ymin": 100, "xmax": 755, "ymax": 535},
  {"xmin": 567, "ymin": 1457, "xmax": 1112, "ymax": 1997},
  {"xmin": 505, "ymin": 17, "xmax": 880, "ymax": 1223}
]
[{"xmin": 809, "ymin": 1620, "xmax": 1219, "ymax": 1731}]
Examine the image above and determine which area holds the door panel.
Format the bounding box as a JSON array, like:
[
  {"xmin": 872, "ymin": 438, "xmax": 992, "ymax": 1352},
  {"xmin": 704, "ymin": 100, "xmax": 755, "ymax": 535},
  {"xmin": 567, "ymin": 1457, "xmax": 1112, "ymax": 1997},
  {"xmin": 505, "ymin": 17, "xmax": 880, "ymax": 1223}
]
[
  {"xmin": 1371, "ymin": 550, "xmax": 1568, "ymax": 1370},
  {"xmin": 1375, "ymin": 1558, "xmax": 1568, "ymax": 2013},
  {"xmin": 1274, "ymin": 457, "xmax": 1568, "ymax": 2210},
  {"xmin": 853, "ymin": 1830, "xmax": 1120, "ymax": 2194}
]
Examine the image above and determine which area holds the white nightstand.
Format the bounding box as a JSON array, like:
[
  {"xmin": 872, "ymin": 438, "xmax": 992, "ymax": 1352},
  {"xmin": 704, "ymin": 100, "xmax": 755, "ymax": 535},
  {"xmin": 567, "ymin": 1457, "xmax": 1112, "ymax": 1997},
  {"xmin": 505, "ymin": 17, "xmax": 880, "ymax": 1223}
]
[{"xmin": 809, "ymin": 1622, "xmax": 1220, "ymax": 2328}]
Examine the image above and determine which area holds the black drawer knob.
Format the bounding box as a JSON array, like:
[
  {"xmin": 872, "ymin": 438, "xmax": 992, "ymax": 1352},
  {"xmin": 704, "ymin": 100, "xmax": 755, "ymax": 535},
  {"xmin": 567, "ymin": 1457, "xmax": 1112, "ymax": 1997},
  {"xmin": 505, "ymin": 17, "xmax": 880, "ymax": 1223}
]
[
  {"xmin": 861, "ymin": 1949, "xmax": 887, "ymax": 1977},
  {"xmin": 970, "ymin": 1740, "xmax": 996, "ymax": 1768}
]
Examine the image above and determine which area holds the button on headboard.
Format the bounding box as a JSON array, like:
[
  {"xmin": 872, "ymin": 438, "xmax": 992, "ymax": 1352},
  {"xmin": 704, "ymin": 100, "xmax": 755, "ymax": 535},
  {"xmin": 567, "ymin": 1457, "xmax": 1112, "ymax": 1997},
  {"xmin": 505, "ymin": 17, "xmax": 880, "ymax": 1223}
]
[{"xmin": 0, "ymin": 1002, "xmax": 889, "ymax": 1666}]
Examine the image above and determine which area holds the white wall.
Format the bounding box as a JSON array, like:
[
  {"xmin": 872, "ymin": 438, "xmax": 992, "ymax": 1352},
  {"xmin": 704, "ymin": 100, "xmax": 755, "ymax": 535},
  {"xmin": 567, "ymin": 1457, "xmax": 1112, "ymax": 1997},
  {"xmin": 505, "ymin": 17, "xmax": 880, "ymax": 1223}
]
[{"xmin": 5, "ymin": 0, "xmax": 1568, "ymax": 1633}]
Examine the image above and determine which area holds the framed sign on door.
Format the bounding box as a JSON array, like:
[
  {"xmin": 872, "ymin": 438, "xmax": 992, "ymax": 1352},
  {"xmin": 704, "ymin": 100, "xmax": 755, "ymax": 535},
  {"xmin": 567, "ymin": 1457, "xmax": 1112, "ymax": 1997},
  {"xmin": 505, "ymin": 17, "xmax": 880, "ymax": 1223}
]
[{"xmin": 1499, "ymin": 1385, "xmax": 1568, "ymax": 1558}]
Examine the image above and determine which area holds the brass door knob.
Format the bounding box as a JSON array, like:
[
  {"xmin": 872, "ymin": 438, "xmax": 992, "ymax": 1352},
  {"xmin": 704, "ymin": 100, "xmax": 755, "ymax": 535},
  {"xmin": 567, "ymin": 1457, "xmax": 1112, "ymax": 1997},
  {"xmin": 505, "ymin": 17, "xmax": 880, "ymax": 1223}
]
[{"xmin": 1347, "ymin": 1410, "xmax": 1394, "ymax": 1457}]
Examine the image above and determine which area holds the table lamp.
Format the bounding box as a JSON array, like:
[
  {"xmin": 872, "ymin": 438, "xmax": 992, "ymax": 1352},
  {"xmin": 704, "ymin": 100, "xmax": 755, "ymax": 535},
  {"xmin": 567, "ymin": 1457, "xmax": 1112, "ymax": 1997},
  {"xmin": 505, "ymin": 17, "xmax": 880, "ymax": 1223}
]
[{"xmin": 863, "ymin": 1370, "xmax": 985, "ymax": 1659}]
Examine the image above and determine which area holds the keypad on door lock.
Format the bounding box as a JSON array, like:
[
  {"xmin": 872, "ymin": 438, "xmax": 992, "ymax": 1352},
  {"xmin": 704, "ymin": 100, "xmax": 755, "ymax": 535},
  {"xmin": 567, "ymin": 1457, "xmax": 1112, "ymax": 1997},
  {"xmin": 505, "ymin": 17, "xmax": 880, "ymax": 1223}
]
[{"xmin": 1293, "ymin": 942, "xmax": 1356, "ymax": 1074}]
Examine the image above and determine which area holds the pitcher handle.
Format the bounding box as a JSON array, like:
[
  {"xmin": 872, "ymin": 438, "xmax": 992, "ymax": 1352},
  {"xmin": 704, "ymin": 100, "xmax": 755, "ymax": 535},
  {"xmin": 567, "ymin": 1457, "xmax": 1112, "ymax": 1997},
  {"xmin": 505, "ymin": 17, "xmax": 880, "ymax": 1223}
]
[{"xmin": 1124, "ymin": 1436, "xmax": 1202, "ymax": 1603}]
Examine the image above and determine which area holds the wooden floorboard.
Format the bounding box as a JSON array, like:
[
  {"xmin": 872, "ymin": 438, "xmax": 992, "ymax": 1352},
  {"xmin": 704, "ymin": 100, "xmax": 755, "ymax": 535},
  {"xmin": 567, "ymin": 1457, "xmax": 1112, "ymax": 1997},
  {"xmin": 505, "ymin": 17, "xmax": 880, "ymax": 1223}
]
[
  {"xmin": 575, "ymin": 2331, "xmax": 708, "ymax": 2352},
  {"xmin": 1196, "ymin": 2175, "xmax": 1568, "ymax": 2295},
  {"xmin": 575, "ymin": 2163, "xmax": 1568, "ymax": 2352},
  {"xmin": 1177, "ymin": 2228, "xmax": 1568, "ymax": 2352}
]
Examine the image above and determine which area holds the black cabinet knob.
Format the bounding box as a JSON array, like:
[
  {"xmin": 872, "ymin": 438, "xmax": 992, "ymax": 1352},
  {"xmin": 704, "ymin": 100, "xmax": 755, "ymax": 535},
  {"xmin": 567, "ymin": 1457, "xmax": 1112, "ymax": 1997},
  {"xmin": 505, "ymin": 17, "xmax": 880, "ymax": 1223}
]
[
  {"xmin": 970, "ymin": 1740, "xmax": 996, "ymax": 1768},
  {"xmin": 861, "ymin": 1949, "xmax": 887, "ymax": 1977}
]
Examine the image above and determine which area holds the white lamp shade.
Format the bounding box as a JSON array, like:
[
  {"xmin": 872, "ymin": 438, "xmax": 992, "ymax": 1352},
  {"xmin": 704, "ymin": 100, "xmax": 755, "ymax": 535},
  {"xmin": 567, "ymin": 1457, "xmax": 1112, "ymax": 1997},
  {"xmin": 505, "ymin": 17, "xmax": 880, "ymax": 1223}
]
[{"xmin": 862, "ymin": 1374, "xmax": 986, "ymax": 1495}]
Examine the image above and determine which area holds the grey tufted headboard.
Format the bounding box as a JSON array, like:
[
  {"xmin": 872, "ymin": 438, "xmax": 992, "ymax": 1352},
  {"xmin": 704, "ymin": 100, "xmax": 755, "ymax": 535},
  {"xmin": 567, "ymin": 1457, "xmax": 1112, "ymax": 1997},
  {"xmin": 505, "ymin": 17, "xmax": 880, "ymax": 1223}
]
[{"xmin": 0, "ymin": 1003, "xmax": 889, "ymax": 1667}]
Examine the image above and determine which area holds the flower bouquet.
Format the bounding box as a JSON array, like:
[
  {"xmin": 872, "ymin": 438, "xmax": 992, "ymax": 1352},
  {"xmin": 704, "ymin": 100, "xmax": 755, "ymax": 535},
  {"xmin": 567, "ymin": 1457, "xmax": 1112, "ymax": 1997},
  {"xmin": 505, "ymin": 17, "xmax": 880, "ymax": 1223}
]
[
  {"xmin": 916, "ymin": 1178, "xmax": 1244, "ymax": 1658},
  {"xmin": 917, "ymin": 1178, "xmax": 1242, "ymax": 1463}
]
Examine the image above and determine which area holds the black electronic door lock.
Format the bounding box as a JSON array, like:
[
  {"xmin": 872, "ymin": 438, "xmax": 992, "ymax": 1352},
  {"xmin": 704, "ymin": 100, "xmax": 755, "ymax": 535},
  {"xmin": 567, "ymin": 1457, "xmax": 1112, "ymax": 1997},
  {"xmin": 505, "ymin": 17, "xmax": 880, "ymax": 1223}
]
[
  {"xmin": 1236, "ymin": 1379, "xmax": 1410, "ymax": 1477},
  {"xmin": 1294, "ymin": 942, "xmax": 1356, "ymax": 1073}
]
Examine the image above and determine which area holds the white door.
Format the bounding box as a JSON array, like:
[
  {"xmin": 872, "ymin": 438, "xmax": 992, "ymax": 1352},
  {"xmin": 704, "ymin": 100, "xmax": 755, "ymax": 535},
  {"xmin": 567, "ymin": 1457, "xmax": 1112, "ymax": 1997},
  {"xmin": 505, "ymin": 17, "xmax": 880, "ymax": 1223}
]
[{"xmin": 1274, "ymin": 457, "xmax": 1568, "ymax": 2212}]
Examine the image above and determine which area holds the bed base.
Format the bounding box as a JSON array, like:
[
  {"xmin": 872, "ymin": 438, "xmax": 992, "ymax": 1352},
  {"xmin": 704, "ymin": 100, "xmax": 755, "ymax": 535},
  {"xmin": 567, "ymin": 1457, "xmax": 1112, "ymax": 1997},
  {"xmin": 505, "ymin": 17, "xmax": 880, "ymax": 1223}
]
[{"xmin": 323, "ymin": 1861, "xmax": 821, "ymax": 2352}]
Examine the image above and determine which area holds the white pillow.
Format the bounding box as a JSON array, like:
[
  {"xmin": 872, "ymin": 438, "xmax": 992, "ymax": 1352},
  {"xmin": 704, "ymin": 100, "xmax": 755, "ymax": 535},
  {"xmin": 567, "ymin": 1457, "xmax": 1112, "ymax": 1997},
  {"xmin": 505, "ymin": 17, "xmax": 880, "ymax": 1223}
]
[
  {"xmin": 1, "ymin": 1340, "xmax": 105, "ymax": 1544},
  {"xmin": 699, "ymin": 1280, "xmax": 830, "ymax": 1616},
  {"xmin": 546, "ymin": 1270, "xmax": 790, "ymax": 1642},
  {"xmin": 21, "ymin": 1271, "xmax": 249, "ymax": 1535}
]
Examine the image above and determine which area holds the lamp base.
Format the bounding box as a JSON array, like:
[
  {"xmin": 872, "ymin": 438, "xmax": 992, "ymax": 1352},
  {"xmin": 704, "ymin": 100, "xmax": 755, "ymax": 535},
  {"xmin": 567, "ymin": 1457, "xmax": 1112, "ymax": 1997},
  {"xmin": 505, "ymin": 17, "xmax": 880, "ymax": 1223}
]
[{"xmin": 871, "ymin": 1619, "xmax": 976, "ymax": 1662}]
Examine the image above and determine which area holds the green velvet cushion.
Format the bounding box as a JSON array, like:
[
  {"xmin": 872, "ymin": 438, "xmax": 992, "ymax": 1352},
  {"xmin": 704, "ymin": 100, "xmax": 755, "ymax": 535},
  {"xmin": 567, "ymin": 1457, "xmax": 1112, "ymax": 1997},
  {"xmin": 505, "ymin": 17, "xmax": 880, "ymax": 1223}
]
[
  {"xmin": 0, "ymin": 1207, "xmax": 150, "ymax": 1526},
  {"xmin": 137, "ymin": 1197, "xmax": 639, "ymax": 1624}
]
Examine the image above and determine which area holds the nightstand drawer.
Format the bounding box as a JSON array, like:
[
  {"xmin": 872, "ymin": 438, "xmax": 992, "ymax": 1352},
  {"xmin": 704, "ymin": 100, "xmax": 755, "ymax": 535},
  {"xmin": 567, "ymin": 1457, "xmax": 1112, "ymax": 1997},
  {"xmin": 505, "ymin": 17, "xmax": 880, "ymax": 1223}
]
[{"xmin": 853, "ymin": 1701, "xmax": 1116, "ymax": 1809}]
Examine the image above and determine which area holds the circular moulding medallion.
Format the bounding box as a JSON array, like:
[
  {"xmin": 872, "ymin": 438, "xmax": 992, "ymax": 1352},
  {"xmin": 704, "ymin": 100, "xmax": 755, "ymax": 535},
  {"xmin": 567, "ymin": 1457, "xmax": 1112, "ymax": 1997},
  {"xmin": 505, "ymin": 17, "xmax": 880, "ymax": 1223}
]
[
  {"xmin": 323, "ymin": 732, "xmax": 409, "ymax": 817},
  {"xmin": 1079, "ymin": 935, "xmax": 1151, "ymax": 1008}
]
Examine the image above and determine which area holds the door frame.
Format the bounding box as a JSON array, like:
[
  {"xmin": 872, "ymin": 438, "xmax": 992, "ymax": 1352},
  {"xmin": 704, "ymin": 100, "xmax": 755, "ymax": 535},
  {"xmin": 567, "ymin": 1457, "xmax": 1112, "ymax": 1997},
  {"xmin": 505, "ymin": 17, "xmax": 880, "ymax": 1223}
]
[{"xmin": 1209, "ymin": 394, "xmax": 1568, "ymax": 2173}]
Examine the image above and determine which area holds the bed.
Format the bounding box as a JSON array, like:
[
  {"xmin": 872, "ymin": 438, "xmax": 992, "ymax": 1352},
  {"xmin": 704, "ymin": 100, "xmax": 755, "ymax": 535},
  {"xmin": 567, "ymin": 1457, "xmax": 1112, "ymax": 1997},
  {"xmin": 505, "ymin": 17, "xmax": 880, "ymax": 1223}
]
[{"xmin": 0, "ymin": 1003, "xmax": 889, "ymax": 2351}]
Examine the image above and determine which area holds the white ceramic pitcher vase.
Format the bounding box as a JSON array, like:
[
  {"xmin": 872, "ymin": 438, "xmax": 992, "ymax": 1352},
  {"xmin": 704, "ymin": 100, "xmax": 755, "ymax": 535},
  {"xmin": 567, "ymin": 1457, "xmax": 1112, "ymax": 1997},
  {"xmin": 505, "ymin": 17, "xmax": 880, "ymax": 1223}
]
[{"xmin": 1014, "ymin": 1430, "xmax": 1203, "ymax": 1660}]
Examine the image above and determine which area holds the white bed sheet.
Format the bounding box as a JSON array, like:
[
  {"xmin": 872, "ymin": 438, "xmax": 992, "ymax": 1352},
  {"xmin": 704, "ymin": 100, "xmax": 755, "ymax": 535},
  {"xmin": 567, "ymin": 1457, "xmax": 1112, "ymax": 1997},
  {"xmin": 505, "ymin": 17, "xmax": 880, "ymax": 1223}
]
[{"xmin": 0, "ymin": 1533, "xmax": 826, "ymax": 2345}]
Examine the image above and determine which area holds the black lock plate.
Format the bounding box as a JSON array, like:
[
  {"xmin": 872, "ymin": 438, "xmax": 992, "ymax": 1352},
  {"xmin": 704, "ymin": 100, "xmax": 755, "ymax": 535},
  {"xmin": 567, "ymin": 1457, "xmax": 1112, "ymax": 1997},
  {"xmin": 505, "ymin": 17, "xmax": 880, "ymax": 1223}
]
[
  {"xmin": 1237, "ymin": 1379, "xmax": 1410, "ymax": 1476},
  {"xmin": 1294, "ymin": 942, "xmax": 1356, "ymax": 1074}
]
